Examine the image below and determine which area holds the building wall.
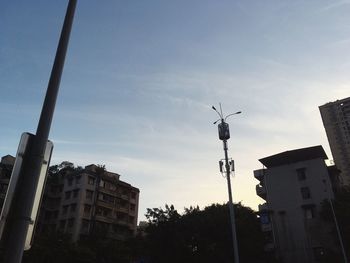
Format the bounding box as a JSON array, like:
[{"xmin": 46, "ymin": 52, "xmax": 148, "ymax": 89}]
[
  {"xmin": 255, "ymin": 156, "xmax": 339, "ymax": 263},
  {"xmin": 38, "ymin": 164, "xmax": 140, "ymax": 243},
  {"xmin": 0, "ymin": 155, "xmax": 15, "ymax": 211},
  {"xmin": 319, "ymin": 97, "xmax": 350, "ymax": 185},
  {"xmin": 0, "ymin": 156, "xmax": 139, "ymax": 245}
]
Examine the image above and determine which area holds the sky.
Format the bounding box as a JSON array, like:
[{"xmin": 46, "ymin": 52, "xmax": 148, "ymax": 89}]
[{"xmin": 1, "ymin": 0, "xmax": 350, "ymax": 221}]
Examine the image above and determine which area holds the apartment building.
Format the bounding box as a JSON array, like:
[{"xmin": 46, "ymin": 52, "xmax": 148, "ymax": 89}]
[
  {"xmin": 37, "ymin": 163, "xmax": 139, "ymax": 242},
  {"xmin": 0, "ymin": 155, "xmax": 15, "ymax": 210},
  {"xmin": 254, "ymin": 146, "xmax": 340, "ymax": 263},
  {"xmin": 319, "ymin": 97, "xmax": 350, "ymax": 185}
]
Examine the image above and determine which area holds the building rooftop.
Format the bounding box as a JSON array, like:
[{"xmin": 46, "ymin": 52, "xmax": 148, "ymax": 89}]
[
  {"xmin": 319, "ymin": 96, "xmax": 350, "ymax": 108},
  {"xmin": 259, "ymin": 145, "xmax": 327, "ymax": 168},
  {"xmin": 1, "ymin": 155, "xmax": 15, "ymax": 166}
]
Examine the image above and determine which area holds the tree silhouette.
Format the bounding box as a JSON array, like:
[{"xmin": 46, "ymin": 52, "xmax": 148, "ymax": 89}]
[{"xmin": 140, "ymin": 203, "xmax": 264, "ymax": 263}]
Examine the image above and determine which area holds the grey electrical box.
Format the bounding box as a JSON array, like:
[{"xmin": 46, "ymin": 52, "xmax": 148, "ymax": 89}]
[{"xmin": 218, "ymin": 122, "xmax": 230, "ymax": 140}]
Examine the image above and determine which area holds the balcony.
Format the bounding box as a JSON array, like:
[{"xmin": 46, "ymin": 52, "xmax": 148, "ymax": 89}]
[
  {"xmin": 96, "ymin": 200, "xmax": 115, "ymax": 209},
  {"xmin": 121, "ymin": 194, "xmax": 129, "ymax": 200},
  {"xmin": 117, "ymin": 207, "xmax": 129, "ymax": 214},
  {"xmin": 256, "ymin": 184, "xmax": 267, "ymax": 199},
  {"xmin": 258, "ymin": 203, "xmax": 268, "ymax": 211},
  {"xmin": 99, "ymin": 186, "xmax": 118, "ymax": 196},
  {"xmin": 116, "ymin": 219, "xmax": 129, "ymax": 226},
  {"xmin": 261, "ymin": 222, "xmax": 272, "ymax": 232},
  {"xmin": 95, "ymin": 215, "xmax": 114, "ymax": 224},
  {"xmin": 254, "ymin": 169, "xmax": 265, "ymax": 181}
]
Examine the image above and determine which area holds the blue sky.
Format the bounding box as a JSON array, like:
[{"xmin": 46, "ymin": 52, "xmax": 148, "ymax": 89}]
[{"xmin": 1, "ymin": 0, "xmax": 350, "ymax": 220}]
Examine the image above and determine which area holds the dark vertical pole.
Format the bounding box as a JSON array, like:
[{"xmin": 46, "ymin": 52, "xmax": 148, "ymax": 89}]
[
  {"xmin": 3, "ymin": 1, "xmax": 77, "ymax": 262},
  {"xmin": 222, "ymin": 124, "xmax": 240, "ymax": 263},
  {"xmin": 36, "ymin": 0, "xmax": 77, "ymax": 143}
]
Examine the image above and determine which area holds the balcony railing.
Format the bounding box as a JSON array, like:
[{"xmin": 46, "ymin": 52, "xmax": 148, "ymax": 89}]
[
  {"xmin": 256, "ymin": 184, "xmax": 267, "ymax": 199},
  {"xmin": 253, "ymin": 169, "xmax": 266, "ymax": 181},
  {"xmin": 121, "ymin": 194, "xmax": 129, "ymax": 200},
  {"xmin": 96, "ymin": 200, "xmax": 115, "ymax": 209},
  {"xmin": 258, "ymin": 203, "xmax": 268, "ymax": 211},
  {"xmin": 261, "ymin": 222, "xmax": 272, "ymax": 232}
]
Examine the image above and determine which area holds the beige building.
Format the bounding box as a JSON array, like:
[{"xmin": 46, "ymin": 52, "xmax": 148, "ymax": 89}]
[
  {"xmin": 254, "ymin": 146, "xmax": 340, "ymax": 263},
  {"xmin": 319, "ymin": 97, "xmax": 350, "ymax": 185},
  {"xmin": 37, "ymin": 163, "xmax": 139, "ymax": 242}
]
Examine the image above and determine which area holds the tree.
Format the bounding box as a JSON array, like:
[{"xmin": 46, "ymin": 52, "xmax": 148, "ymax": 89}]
[{"xmin": 140, "ymin": 203, "xmax": 265, "ymax": 263}]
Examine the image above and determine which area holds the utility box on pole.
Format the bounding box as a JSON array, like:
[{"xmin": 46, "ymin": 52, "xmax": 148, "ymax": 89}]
[{"xmin": 218, "ymin": 122, "xmax": 230, "ymax": 140}]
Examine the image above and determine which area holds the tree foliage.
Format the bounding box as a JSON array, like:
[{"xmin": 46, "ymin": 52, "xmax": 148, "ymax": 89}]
[
  {"xmin": 3, "ymin": 198, "xmax": 264, "ymax": 262},
  {"xmin": 140, "ymin": 203, "xmax": 265, "ymax": 263}
]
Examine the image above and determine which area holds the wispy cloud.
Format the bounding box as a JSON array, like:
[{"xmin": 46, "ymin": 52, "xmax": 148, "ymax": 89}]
[{"xmin": 317, "ymin": 0, "xmax": 350, "ymax": 13}]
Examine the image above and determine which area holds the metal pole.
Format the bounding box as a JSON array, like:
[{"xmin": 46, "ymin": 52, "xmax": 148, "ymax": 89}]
[
  {"xmin": 2, "ymin": 1, "xmax": 77, "ymax": 262},
  {"xmin": 323, "ymin": 177, "xmax": 348, "ymax": 263},
  {"xmin": 222, "ymin": 126, "xmax": 240, "ymax": 263}
]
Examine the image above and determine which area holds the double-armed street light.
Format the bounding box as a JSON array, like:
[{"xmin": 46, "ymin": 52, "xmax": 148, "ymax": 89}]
[{"xmin": 212, "ymin": 104, "xmax": 241, "ymax": 263}]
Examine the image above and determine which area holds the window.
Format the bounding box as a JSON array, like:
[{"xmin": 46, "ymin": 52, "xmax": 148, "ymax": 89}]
[
  {"xmin": 304, "ymin": 208, "xmax": 315, "ymax": 219},
  {"xmin": 130, "ymin": 204, "xmax": 136, "ymax": 211},
  {"xmin": 301, "ymin": 187, "xmax": 311, "ymax": 199},
  {"xmin": 73, "ymin": 189, "xmax": 79, "ymax": 198},
  {"xmin": 50, "ymin": 185, "xmax": 57, "ymax": 193},
  {"xmin": 260, "ymin": 213, "xmax": 270, "ymax": 224},
  {"xmin": 81, "ymin": 219, "xmax": 90, "ymax": 232},
  {"xmin": 98, "ymin": 193, "xmax": 114, "ymax": 203},
  {"xmin": 59, "ymin": 220, "xmax": 66, "ymax": 229},
  {"xmin": 96, "ymin": 206, "xmax": 111, "ymax": 217},
  {"xmin": 67, "ymin": 218, "xmax": 75, "ymax": 228},
  {"xmin": 70, "ymin": 203, "xmax": 77, "ymax": 212},
  {"xmin": 65, "ymin": 191, "xmax": 71, "ymax": 200},
  {"xmin": 109, "ymin": 184, "xmax": 116, "ymax": 191},
  {"xmin": 84, "ymin": 204, "xmax": 91, "ymax": 214},
  {"xmin": 99, "ymin": 179, "xmax": 105, "ymax": 188},
  {"xmin": 131, "ymin": 192, "xmax": 136, "ymax": 199},
  {"xmin": 53, "ymin": 210, "xmax": 59, "ymax": 219},
  {"xmin": 67, "ymin": 178, "xmax": 73, "ymax": 186},
  {"xmin": 296, "ymin": 168, "xmax": 306, "ymax": 181},
  {"xmin": 62, "ymin": 205, "xmax": 69, "ymax": 215},
  {"xmin": 88, "ymin": 177, "xmax": 95, "ymax": 185},
  {"xmin": 44, "ymin": 211, "xmax": 51, "ymax": 220},
  {"xmin": 86, "ymin": 190, "xmax": 93, "ymax": 200},
  {"xmin": 75, "ymin": 177, "xmax": 80, "ymax": 185}
]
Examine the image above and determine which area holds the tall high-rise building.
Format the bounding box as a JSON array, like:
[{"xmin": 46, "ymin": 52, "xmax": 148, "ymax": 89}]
[{"xmin": 319, "ymin": 97, "xmax": 350, "ymax": 185}]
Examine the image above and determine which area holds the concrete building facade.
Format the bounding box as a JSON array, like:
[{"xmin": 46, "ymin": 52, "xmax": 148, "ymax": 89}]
[
  {"xmin": 319, "ymin": 97, "xmax": 350, "ymax": 185},
  {"xmin": 254, "ymin": 146, "xmax": 340, "ymax": 263},
  {"xmin": 37, "ymin": 164, "xmax": 139, "ymax": 242},
  {"xmin": 0, "ymin": 155, "xmax": 15, "ymax": 210}
]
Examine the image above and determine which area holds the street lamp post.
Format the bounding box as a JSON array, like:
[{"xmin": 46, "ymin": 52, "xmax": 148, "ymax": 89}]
[
  {"xmin": 212, "ymin": 104, "xmax": 241, "ymax": 263},
  {"xmin": 2, "ymin": 1, "xmax": 77, "ymax": 263}
]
